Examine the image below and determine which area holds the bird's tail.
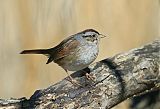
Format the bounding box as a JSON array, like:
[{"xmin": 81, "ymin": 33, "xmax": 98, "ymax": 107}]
[
  {"xmin": 20, "ymin": 49, "xmax": 54, "ymax": 64},
  {"xmin": 20, "ymin": 49, "xmax": 50, "ymax": 55}
]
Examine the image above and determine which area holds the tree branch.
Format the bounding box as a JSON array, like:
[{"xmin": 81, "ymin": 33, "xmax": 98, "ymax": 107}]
[{"xmin": 0, "ymin": 40, "xmax": 159, "ymax": 109}]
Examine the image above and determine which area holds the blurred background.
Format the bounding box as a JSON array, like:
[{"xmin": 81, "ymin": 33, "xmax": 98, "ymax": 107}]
[{"xmin": 0, "ymin": 0, "xmax": 159, "ymax": 108}]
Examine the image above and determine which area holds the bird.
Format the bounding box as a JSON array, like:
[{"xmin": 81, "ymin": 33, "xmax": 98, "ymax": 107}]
[{"xmin": 20, "ymin": 29, "xmax": 107, "ymax": 85}]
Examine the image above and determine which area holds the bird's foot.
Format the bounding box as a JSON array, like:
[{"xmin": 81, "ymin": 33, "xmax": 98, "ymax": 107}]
[
  {"xmin": 66, "ymin": 76, "xmax": 83, "ymax": 87},
  {"xmin": 85, "ymin": 73, "xmax": 96, "ymax": 82}
]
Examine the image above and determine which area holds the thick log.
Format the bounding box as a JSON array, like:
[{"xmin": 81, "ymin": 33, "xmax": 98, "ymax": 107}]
[{"xmin": 0, "ymin": 40, "xmax": 159, "ymax": 109}]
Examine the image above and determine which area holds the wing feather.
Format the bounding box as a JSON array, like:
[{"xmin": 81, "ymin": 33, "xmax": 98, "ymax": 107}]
[{"xmin": 48, "ymin": 36, "xmax": 80, "ymax": 62}]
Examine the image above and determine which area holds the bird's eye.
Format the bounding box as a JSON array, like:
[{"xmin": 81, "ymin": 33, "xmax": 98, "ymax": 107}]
[
  {"xmin": 85, "ymin": 35, "xmax": 95, "ymax": 37},
  {"xmin": 92, "ymin": 35, "xmax": 95, "ymax": 37}
]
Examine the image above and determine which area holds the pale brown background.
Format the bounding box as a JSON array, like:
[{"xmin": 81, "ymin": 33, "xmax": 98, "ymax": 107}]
[{"xmin": 0, "ymin": 0, "xmax": 159, "ymax": 108}]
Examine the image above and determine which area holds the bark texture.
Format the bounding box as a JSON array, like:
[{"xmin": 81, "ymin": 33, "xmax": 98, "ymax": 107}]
[{"xmin": 0, "ymin": 40, "xmax": 159, "ymax": 109}]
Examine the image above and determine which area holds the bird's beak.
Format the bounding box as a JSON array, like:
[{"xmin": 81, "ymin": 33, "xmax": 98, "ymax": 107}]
[{"xmin": 99, "ymin": 34, "xmax": 108, "ymax": 38}]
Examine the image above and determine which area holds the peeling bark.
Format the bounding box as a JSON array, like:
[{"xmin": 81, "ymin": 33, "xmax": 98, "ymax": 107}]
[{"xmin": 0, "ymin": 40, "xmax": 159, "ymax": 109}]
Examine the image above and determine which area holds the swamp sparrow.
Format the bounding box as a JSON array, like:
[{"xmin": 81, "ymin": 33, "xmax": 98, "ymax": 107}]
[{"xmin": 20, "ymin": 29, "xmax": 107, "ymax": 84}]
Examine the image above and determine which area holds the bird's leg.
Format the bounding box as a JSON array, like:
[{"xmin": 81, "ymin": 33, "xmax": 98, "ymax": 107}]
[
  {"xmin": 64, "ymin": 70, "xmax": 82, "ymax": 86},
  {"xmin": 65, "ymin": 70, "xmax": 74, "ymax": 82}
]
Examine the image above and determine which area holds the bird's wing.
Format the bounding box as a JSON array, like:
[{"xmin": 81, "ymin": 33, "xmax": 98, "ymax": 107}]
[{"xmin": 48, "ymin": 36, "xmax": 80, "ymax": 62}]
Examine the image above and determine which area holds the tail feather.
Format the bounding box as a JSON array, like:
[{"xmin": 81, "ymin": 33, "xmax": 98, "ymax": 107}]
[
  {"xmin": 20, "ymin": 49, "xmax": 49, "ymax": 54},
  {"xmin": 46, "ymin": 57, "xmax": 54, "ymax": 64},
  {"xmin": 20, "ymin": 49, "xmax": 54, "ymax": 64}
]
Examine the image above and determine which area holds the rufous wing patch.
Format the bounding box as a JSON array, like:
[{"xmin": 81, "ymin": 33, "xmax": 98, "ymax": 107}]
[{"xmin": 53, "ymin": 38, "xmax": 80, "ymax": 61}]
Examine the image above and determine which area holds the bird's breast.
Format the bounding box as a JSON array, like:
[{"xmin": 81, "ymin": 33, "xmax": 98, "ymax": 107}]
[{"xmin": 58, "ymin": 44, "xmax": 99, "ymax": 71}]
